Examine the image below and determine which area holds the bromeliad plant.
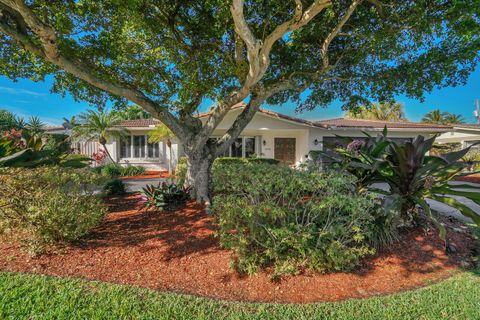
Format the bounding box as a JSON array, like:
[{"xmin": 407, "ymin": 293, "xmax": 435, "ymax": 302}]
[
  {"xmin": 326, "ymin": 129, "xmax": 480, "ymax": 239},
  {"xmin": 140, "ymin": 182, "xmax": 191, "ymax": 211}
]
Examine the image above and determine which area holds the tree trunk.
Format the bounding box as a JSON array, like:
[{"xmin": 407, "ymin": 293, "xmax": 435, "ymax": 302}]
[
  {"xmin": 101, "ymin": 142, "xmax": 116, "ymax": 164},
  {"xmin": 185, "ymin": 149, "xmax": 215, "ymax": 211},
  {"xmin": 167, "ymin": 139, "xmax": 173, "ymax": 175}
]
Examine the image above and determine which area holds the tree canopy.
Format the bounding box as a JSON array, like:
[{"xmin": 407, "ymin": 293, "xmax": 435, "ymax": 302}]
[
  {"xmin": 0, "ymin": 0, "xmax": 479, "ymax": 201},
  {"xmin": 422, "ymin": 109, "xmax": 466, "ymax": 124},
  {"xmin": 345, "ymin": 102, "xmax": 406, "ymax": 121}
]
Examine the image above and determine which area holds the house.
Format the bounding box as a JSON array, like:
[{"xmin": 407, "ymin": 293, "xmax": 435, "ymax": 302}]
[
  {"xmin": 103, "ymin": 106, "xmax": 452, "ymax": 171},
  {"xmin": 436, "ymin": 124, "xmax": 480, "ymax": 149}
]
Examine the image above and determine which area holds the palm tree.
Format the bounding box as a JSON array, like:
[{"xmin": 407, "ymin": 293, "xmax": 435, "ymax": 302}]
[
  {"xmin": 421, "ymin": 109, "xmax": 448, "ymax": 124},
  {"xmin": 26, "ymin": 116, "xmax": 46, "ymax": 137},
  {"xmin": 345, "ymin": 102, "xmax": 406, "ymax": 121},
  {"xmin": 443, "ymin": 113, "xmax": 465, "ymax": 124},
  {"xmin": 72, "ymin": 110, "xmax": 127, "ymax": 163},
  {"xmin": 62, "ymin": 116, "xmax": 78, "ymax": 129},
  {"xmin": 113, "ymin": 105, "xmax": 151, "ymax": 120},
  {"xmin": 148, "ymin": 124, "xmax": 175, "ymax": 174}
]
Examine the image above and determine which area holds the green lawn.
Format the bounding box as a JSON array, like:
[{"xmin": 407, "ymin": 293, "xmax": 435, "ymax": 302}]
[{"xmin": 1, "ymin": 268, "xmax": 479, "ymax": 320}]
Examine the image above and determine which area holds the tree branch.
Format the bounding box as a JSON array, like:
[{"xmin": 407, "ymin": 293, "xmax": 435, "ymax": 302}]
[
  {"xmin": 320, "ymin": 0, "xmax": 363, "ymax": 69},
  {"xmin": 0, "ymin": 0, "xmax": 187, "ymax": 139}
]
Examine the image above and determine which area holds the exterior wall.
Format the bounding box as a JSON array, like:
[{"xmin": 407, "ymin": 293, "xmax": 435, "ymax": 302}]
[
  {"xmin": 104, "ymin": 130, "xmax": 180, "ymax": 171},
  {"xmin": 436, "ymin": 129, "xmax": 480, "ymax": 148}
]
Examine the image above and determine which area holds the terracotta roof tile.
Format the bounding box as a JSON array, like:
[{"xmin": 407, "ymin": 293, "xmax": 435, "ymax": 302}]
[
  {"xmin": 314, "ymin": 118, "xmax": 452, "ymax": 130},
  {"xmin": 115, "ymin": 118, "xmax": 162, "ymax": 128}
]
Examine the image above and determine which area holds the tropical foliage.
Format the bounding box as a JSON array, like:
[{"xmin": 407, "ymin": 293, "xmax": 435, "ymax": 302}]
[
  {"xmin": 324, "ymin": 129, "xmax": 480, "ymax": 240},
  {"xmin": 72, "ymin": 110, "xmax": 128, "ymax": 163},
  {"xmin": 0, "ymin": 167, "xmax": 107, "ymax": 254},
  {"xmin": 422, "ymin": 109, "xmax": 465, "ymax": 124},
  {"xmin": 213, "ymin": 162, "xmax": 380, "ymax": 276},
  {"xmin": 111, "ymin": 105, "xmax": 151, "ymax": 120},
  {"xmin": 0, "ymin": 129, "xmax": 90, "ymax": 168},
  {"xmin": 148, "ymin": 124, "xmax": 175, "ymax": 174},
  {"xmin": 345, "ymin": 102, "xmax": 406, "ymax": 121},
  {"xmin": 140, "ymin": 182, "xmax": 191, "ymax": 211},
  {"xmin": 93, "ymin": 163, "xmax": 145, "ymax": 178}
]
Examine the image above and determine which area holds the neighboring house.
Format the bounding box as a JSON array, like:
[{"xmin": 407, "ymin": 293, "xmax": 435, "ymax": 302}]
[
  {"xmin": 45, "ymin": 125, "xmax": 100, "ymax": 156},
  {"xmin": 436, "ymin": 124, "xmax": 480, "ymax": 149},
  {"xmin": 103, "ymin": 106, "xmax": 452, "ymax": 171}
]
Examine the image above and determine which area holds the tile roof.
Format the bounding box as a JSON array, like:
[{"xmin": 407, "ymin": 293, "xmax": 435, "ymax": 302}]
[
  {"xmin": 314, "ymin": 118, "xmax": 452, "ymax": 130},
  {"xmin": 115, "ymin": 118, "xmax": 162, "ymax": 128},
  {"xmin": 113, "ymin": 107, "xmax": 452, "ymax": 132}
]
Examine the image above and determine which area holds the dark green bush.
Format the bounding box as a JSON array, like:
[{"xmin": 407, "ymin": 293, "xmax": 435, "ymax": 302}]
[
  {"xmin": 95, "ymin": 163, "xmax": 145, "ymax": 178},
  {"xmin": 245, "ymin": 158, "xmax": 279, "ymax": 165},
  {"xmin": 140, "ymin": 182, "xmax": 190, "ymax": 211},
  {"xmin": 0, "ymin": 167, "xmax": 108, "ymax": 254},
  {"xmin": 175, "ymin": 157, "xmax": 188, "ymax": 186},
  {"xmin": 212, "ymin": 162, "xmax": 377, "ymax": 276},
  {"xmin": 103, "ymin": 179, "xmax": 127, "ymax": 196}
]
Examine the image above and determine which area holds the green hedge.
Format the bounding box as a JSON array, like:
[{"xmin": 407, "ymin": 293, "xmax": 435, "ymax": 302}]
[
  {"xmin": 94, "ymin": 163, "xmax": 145, "ymax": 178},
  {"xmin": 212, "ymin": 162, "xmax": 378, "ymax": 276},
  {"xmin": 0, "ymin": 167, "xmax": 108, "ymax": 254}
]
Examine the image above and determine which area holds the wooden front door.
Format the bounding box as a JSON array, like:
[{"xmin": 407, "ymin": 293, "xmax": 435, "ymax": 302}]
[{"xmin": 274, "ymin": 138, "xmax": 296, "ymax": 165}]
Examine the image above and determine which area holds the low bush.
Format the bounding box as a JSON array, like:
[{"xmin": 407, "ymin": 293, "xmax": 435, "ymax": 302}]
[
  {"xmin": 94, "ymin": 163, "xmax": 145, "ymax": 178},
  {"xmin": 0, "ymin": 167, "xmax": 108, "ymax": 254},
  {"xmin": 175, "ymin": 157, "xmax": 188, "ymax": 186},
  {"xmin": 140, "ymin": 182, "xmax": 191, "ymax": 211},
  {"xmin": 103, "ymin": 179, "xmax": 127, "ymax": 196},
  {"xmin": 212, "ymin": 162, "xmax": 378, "ymax": 276}
]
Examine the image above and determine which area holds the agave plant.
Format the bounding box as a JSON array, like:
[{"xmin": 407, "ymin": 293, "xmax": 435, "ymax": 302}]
[
  {"xmin": 325, "ymin": 129, "xmax": 480, "ymax": 239},
  {"xmin": 140, "ymin": 182, "xmax": 191, "ymax": 211}
]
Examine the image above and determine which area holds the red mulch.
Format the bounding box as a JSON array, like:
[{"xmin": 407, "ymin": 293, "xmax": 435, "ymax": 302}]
[
  {"xmin": 0, "ymin": 194, "xmax": 476, "ymax": 304},
  {"xmin": 456, "ymin": 174, "xmax": 480, "ymax": 184},
  {"xmin": 120, "ymin": 171, "xmax": 175, "ymax": 180}
]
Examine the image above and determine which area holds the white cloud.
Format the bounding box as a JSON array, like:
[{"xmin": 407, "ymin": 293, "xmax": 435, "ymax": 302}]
[{"xmin": 0, "ymin": 86, "xmax": 46, "ymax": 97}]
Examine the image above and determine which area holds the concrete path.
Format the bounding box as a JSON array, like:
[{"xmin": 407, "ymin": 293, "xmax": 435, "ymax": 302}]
[{"xmin": 123, "ymin": 178, "xmax": 170, "ymax": 192}]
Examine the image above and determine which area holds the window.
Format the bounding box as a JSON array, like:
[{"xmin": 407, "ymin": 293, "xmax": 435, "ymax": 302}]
[
  {"xmin": 120, "ymin": 135, "xmax": 160, "ymax": 159},
  {"xmin": 148, "ymin": 140, "xmax": 160, "ymax": 158},
  {"xmin": 244, "ymin": 137, "xmax": 255, "ymax": 158},
  {"xmin": 209, "ymin": 137, "xmax": 256, "ymax": 158},
  {"xmin": 120, "ymin": 136, "xmax": 131, "ymax": 158},
  {"xmin": 231, "ymin": 138, "xmax": 243, "ymax": 157},
  {"xmin": 133, "ymin": 135, "xmax": 146, "ymax": 158}
]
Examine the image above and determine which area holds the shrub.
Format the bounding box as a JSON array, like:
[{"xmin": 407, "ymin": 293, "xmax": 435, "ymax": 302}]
[
  {"xmin": 0, "ymin": 167, "xmax": 108, "ymax": 254},
  {"xmin": 96, "ymin": 163, "xmax": 145, "ymax": 178},
  {"xmin": 245, "ymin": 158, "xmax": 279, "ymax": 165},
  {"xmin": 103, "ymin": 179, "xmax": 127, "ymax": 196},
  {"xmin": 140, "ymin": 182, "xmax": 191, "ymax": 211},
  {"xmin": 212, "ymin": 162, "xmax": 377, "ymax": 276},
  {"xmin": 175, "ymin": 157, "xmax": 188, "ymax": 186}
]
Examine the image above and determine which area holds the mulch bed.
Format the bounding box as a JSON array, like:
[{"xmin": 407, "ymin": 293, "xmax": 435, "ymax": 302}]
[
  {"xmin": 456, "ymin": 174, "xmax": 480, "ymax": 184},
  {"xmin": 120, "ymin": 171, "xmax": 175, "ymax": 180},
  {"xmin": 0, "ymin": 194, "xmax": 476, "ymax": 304}
]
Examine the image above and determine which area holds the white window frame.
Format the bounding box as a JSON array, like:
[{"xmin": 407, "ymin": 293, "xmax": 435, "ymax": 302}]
[
  {"xmin": 119, "ymin": 135, "xmax": 160, "ymax": 160},
  {"xmin": 214, "ymin": 136, "xmax": 256, "ymax": 158}
]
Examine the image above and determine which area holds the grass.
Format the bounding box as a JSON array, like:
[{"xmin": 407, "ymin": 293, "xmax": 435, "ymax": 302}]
[
  {"xmin": 0, "ymin": 268, "xmax": 479, "ymax": 320},
  {"xmin": 1, "ymin": 226, "xmax": 479, "ymax": 319}
]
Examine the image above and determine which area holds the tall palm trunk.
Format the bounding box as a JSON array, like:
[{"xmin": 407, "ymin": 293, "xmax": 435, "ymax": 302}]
[{"xmin": 99, "ymin": 136, "xmax": 116, "ymax": 164}]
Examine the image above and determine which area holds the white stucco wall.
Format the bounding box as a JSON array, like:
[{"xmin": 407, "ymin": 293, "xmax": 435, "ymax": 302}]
[
  {"xmin": 436, "ymin": 129, "xmax": 480, "ymax": 146},
  {"xmin": 105, "ymin": 130, "xmax": 180, "ymax": 171}
]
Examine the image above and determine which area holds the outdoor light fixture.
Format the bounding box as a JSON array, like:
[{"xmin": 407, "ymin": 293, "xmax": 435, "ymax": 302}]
[
  {"xmin": 263, "ymin": 140, "xmax": 267, "ymax": 146},
  {"xmin": 314, "ymin": 139, "xmax": 319, "ymax": 145}
]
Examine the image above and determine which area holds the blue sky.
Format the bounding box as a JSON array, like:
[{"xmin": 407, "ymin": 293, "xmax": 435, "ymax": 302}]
[{"xmin": 0, "ymin": 66, "xmax": 479, "ymax": 125}]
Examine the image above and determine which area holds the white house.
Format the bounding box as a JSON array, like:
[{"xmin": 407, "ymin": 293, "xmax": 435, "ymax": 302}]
[
  {"xmin": 436, "ymin": 124, "xmax": 480, "ymax": 149},
  {"xmin": 102, "ymin": 106, "xmax": 452, "ymax": 171}
]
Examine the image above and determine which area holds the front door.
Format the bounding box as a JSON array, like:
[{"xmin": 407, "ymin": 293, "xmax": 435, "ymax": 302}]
[{"xmin": 274, "ymin": 138, "xmax": 296, "ymax": 165}]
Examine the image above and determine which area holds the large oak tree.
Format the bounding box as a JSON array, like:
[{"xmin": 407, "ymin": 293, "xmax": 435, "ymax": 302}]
[{"xmin": 0, "ymin": 0, "xmax": 478, "ymax": 205}]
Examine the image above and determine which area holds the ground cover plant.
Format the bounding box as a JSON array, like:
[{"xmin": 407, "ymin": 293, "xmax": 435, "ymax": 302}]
[
  {"xmin": 103, "ymin": 179, "xmax": 127, "ymax": 196},
  {"xmin": 0, "ymin": 167, "xmax": 107, "ymax": 254},
  {"xmin": 212, "ymin": 161, "xmax": 381, "ymax": 276},
  {"xmin": 1, "ymin": 263, "xmax": 479, "ymax": 319}
]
